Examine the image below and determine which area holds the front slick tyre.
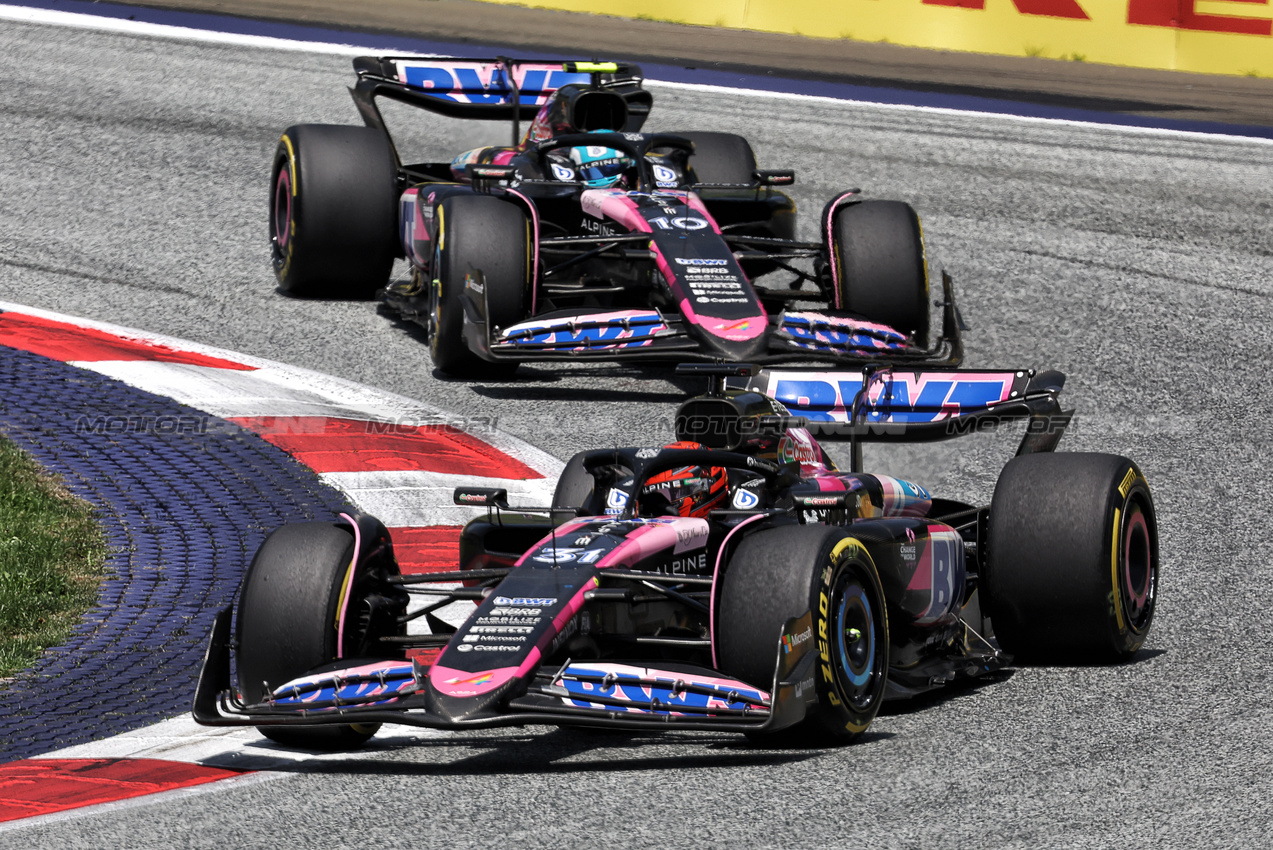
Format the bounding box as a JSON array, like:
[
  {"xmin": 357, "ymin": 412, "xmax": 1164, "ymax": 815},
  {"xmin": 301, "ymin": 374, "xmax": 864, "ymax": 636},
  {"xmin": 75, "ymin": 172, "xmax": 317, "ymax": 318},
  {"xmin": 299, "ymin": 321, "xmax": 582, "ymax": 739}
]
[
  {"xmin": 829, "ymin": 199, "xmax": 929, "ymax": 342},
  {"xmin": 236, "ymin": 521, "xmax": 400, "ymax": 750},
  {"xmin": 718, "ymin": 524, "xmax": 888, "ymax": 744},
  {"xmin": 270, "ymin": 124, "xmax": 398, "ymax": 299},
  {"xmin": 429, "ymin": 194, "xmax": 527, "ymax": 378},
  {"xmin": 984, "ymin": 453, "xmax": 1159, "ymax": 664}
]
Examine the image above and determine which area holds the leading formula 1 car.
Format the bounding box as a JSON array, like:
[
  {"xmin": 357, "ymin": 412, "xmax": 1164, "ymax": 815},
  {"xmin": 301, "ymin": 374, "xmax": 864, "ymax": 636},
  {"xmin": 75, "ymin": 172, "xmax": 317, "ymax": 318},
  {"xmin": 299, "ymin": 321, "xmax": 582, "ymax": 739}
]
[
  {"xmin": 270, "ymin": 57, "xmax": 961, "ymax": 377},
  {"xmin": 194, "ymin": 364, "xmax": 1159, "ymax": 747}
]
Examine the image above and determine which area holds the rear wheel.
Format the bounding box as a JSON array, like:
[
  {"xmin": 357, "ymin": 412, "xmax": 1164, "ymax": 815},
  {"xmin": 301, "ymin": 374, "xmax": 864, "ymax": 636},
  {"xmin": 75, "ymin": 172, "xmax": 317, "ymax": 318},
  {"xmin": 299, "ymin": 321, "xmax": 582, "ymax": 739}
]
[
  {"xmin": 235, "ymin": 520, "xmax": 407, "ymax": 749},
  {"xmin": 717, "ymin": 524, "xmax": 888, "ymax": 743},
  {"xmin": 677, "ymin": 131, "xmax": 757, "ymax": 184},
  {"xmin": 983, "ymin": 453, "xmax": 1159, "ymax": 663},
  {"xmin": 828, "ymin": 200, "xmax": 929, "ymax": 342},
  {"xmin": 270, "ymin": 124, "xmax": 399, "ymax": 299},
  {"xmin": 429, "ymin": 195, "xmax": 528, "ymax": 378}
]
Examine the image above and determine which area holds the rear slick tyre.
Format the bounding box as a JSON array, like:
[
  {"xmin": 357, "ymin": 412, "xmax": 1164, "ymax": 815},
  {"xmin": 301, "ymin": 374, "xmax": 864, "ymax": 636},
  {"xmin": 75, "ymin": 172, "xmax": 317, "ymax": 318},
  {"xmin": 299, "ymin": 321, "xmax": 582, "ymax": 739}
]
[
  {"xmin": 718, "ymin": 524, "xmax": 888, "ymax": 744},
  {"xmin": 552, "ymin": 451, "xmax": 596, "ymax": 516},
  {"xmin": 676, "ymin": 131, "xmax": 757, "ymax": 184},
  {"xmin": 984, "ymin": 452, "xmax": 1159, "ymax": 664},
  {"xmin": 270, "ymin": 124, "xmax": 398, "ymax": 299}
]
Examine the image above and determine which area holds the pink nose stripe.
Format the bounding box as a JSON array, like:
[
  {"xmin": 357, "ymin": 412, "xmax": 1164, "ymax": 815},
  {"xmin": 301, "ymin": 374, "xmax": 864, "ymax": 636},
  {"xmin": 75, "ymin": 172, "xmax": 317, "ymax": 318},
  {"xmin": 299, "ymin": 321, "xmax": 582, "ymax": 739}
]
[{"xmin": 228, "ymin": 416, "xmax": 544, "ymax": 479}]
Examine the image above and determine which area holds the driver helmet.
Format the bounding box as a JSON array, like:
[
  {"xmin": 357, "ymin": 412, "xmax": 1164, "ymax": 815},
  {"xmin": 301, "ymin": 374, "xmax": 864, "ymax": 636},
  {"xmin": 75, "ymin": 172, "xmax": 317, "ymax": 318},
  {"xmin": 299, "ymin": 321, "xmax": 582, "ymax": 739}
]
[
  {"xmin": 639, "ymin": 441, "xmax": 728, "ymax": 518},
  {"xmin": 569, "ymin": 142, "xmax": 633, "ymax": 189}
]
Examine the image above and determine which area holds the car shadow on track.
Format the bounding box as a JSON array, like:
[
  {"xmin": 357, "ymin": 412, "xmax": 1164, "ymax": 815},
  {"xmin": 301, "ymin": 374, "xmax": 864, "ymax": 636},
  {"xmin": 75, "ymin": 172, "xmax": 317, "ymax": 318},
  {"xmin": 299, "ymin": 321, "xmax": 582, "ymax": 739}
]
[
  {"xmin": 878, "ymin": 670, "xmax": 1016, "ymax": 717},
  {"xmin": 467, "ymin": 379, "xmax": 691, "ymax": 405},
  {"xmin": 241, "ymin": 726, "xmax": 896, "ymax": 778}
]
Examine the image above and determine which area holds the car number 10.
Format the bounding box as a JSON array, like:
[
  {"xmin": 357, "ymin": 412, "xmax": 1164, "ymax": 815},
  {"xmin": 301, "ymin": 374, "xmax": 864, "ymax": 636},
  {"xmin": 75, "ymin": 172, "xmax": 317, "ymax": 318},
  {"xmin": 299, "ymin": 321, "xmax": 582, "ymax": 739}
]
[{"xmin": 649, "ymin": 216, "xmax": 709, "ymax": 231}]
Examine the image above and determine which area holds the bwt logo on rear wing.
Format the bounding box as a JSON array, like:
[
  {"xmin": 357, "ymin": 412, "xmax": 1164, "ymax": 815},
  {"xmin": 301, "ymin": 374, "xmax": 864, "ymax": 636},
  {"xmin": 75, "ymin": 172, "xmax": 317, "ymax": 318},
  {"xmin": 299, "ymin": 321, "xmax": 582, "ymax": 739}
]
[
  {"xmin": 391, "ymin": 60, "xmax": 591, "ymax": 106},
  {"xmin": 744, "ymin": 369, "xmax": 1036, "ymax": 424}
]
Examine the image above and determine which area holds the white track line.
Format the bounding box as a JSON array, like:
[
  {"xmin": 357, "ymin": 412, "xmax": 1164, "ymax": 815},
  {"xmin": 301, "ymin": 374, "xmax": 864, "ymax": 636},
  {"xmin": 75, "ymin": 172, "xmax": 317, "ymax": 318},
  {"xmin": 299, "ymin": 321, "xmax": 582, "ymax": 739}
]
[
  {"xmin": 1, "ymin": 3, "xmax": 1269, "ymax": 147},
  {"xmin": 0, "ymin": 2, "xmax": 387, "ymax": 54}
]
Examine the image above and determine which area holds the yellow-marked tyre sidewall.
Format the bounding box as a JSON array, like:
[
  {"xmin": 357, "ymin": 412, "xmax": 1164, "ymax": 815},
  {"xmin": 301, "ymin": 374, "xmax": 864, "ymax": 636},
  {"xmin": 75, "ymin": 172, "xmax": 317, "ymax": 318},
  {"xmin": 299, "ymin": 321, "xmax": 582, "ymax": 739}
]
[
  {"xmin": 269, "ymin": 134, "xmax": 298, "ymax": 285},
  {"xmin": 985, "ymin": 452, "xmax": 1159, "ymax": 663},
  {"xmin": 813, "ymin": 537, "xmax": 889, "ymax": 739},
  {"xmin": 1108, "ymin": 472, "xmax": 1158, "ymax": 656}
]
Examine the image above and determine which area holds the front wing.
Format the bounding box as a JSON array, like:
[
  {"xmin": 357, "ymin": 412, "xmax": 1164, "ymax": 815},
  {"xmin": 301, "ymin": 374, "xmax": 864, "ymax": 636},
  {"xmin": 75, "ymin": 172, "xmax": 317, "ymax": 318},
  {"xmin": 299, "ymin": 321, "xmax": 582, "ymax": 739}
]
[
  {"xmin": 461, "ymin": 272, "xmax": 964, "ymax": 367},
  {"xmin": 192, "ymin": 607, "xmax": 819, "ymax": 734}
]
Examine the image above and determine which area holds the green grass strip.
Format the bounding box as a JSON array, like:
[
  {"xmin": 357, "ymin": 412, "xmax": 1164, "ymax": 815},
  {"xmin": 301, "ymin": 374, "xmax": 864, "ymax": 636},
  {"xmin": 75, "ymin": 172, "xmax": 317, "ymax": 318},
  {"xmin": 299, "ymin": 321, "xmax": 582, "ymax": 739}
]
[{"xmin": 0, "ymin": 434, "xmax": 107, "ymax": 679}]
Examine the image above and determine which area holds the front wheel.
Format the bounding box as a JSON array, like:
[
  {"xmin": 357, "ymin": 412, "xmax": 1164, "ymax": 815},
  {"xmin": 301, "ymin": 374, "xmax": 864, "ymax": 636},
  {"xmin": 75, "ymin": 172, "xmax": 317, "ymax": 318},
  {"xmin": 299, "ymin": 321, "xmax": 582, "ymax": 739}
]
[
  {"xmin": 827, "ymin": 199, "xmax": 929, "ymax": 343},
  {"xmin": 235, "ymin": 519, "xmax": 407, "ymax": 749},
  {"xmin": 429, "ymin": 194, "xmax": 528, "ymax": 378},
  {"xmin": 983, "ymin": 452, "xmax": 1159, "ymax": 663},
  {"xmin": 717, "ymin": 524, "xmax": 888, "ymax": 743}
]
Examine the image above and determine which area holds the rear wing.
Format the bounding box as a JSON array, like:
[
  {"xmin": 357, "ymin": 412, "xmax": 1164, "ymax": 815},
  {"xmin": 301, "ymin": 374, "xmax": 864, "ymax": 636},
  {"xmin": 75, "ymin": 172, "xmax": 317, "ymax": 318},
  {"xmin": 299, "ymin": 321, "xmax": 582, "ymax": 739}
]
[
  {"xmin": 349, "ymin": 56, "xmax": 646, "ymax": 142},
  {"xmin": 727, "ymin": 366, "xmax": 1072, "ymax": 464}
]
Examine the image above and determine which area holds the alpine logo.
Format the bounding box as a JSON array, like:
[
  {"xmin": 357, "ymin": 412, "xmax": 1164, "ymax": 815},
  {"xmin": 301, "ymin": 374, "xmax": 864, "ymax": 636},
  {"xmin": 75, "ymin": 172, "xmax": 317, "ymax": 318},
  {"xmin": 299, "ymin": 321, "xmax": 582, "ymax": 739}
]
[
  {"xmin": 652, "ymin": 164, "xmax": 678, "ymax": 186},
  {"xmin": 731, "ymin": 488, "xmax": 760, "ymax": 510},
  {"xmin": 606, "ymin": 487, "xmax": 629, "ymax": 514}
]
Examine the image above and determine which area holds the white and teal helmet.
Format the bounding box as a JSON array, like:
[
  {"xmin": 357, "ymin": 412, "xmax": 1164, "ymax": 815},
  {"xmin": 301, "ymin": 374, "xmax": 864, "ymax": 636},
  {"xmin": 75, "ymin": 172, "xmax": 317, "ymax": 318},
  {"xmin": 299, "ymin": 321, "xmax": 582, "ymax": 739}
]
[{"xmin": 568, "ymin": 143, "xmax": 633, "ymax": 188}]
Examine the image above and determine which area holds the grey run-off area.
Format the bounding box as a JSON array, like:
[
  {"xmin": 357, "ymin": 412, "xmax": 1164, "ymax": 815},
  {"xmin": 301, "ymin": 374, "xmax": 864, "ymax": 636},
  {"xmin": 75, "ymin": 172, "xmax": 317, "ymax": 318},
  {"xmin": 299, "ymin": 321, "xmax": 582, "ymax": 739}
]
[{"xmin": 1, "ymin": 15, "xmax": 1271, "ymax": 849}]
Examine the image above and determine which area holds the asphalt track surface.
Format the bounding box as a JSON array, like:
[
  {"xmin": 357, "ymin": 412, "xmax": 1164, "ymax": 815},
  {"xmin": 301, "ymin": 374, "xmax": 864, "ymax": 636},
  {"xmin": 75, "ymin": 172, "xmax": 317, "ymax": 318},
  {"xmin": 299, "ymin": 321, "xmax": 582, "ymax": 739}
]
[{"xmin": 1, "ymin": 10, "xmax": 1272, "ymax": 849}]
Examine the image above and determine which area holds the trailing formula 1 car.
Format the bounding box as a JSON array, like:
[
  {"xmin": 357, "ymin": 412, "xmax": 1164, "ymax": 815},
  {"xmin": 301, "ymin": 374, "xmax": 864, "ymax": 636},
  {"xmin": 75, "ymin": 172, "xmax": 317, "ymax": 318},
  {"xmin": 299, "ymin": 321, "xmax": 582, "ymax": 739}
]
[
  {"xmin": 193, "ymin": 364, "xmax": 1159, "ymax": 747},
  {"xmin": 270, "ymin": 56, "xmax": 960, "ymax": 377}
]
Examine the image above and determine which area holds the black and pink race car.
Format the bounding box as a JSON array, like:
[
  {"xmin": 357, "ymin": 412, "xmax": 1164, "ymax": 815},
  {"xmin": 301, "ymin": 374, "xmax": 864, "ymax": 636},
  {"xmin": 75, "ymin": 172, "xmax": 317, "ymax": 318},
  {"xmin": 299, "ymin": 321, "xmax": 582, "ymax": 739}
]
[
  {"xmin": 193, "ymin": 364, "xmax": 1159, "ymax": 747},
  {"xmin": 270, "ymin": 57, "xmax": 961, "ymax": 377}
]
